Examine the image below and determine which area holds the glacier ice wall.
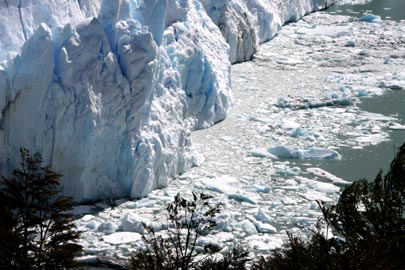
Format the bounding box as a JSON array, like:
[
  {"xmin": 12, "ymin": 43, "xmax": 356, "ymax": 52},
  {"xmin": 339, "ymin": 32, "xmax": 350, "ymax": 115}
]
[
  {"xmin": 201, "ymin": 0, "xmax": 337, "ymax": 63},
  {"xmin": 0, "ymin": 0, "xmax": 333, "ymax": 202}
]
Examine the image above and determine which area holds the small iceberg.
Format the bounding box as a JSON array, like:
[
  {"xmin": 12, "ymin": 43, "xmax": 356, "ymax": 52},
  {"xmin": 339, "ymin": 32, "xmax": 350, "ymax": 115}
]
[
  {"xmin": 249, "ymin": 148, "xmax": 278, "ymax": 159},
  {"xmin": 268, "ymin": 146, "xmax": 341, "ymax": 160},
  {"xmin": 359, "ymin": 14, "xmax": 382, "ymax": 23},
  {"xmin": 103, "ymin": 232, "xmax": 142, "ymax": 245}
]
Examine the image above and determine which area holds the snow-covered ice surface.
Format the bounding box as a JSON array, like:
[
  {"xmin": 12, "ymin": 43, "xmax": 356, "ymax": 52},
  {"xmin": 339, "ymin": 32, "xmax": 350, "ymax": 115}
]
[{"xmin": 74, "ymin": 12, "xmax": 405, "ymax": 261}]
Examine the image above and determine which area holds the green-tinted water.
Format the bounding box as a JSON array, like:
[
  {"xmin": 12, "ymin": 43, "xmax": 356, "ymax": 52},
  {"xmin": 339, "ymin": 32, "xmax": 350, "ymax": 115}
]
[
  {"xmin": 327, "ymin": 0, "xmax": 405, "ymax": 21},
  {"xmin": 318, "ymin": 91, "xmax": 405, "ymax": 182},
  {"xmin": 316, "ymin": 0, "xmax": 405, "ymax": 181}
]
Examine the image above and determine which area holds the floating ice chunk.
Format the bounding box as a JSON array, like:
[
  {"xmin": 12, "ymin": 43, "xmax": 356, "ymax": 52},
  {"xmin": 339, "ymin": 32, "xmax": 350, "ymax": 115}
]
[
  {"xmin": 384, "ymin": 58, "xmax": 394, "ymax": 65},
  {"xmin": 268, "ymin": 146, "xmax": 302, "ymax": 159},
  {"xmin": 279, "ymin": 120, "xmax": 301, "ymax": 130},
  {"xmin": 251, "ymin": 182, "xmax": 271, "ymax": 193},
  {"xmin": 301, "ymin": 190, "xmax": 334, "ymax": 202},
  {"xmin": 360, "ymin": 112, "xmax": 397, "ymax": 122},
  {"xmin": 121, "ymin": 213, "xmax": 162, "ymax": 234},
  {"xmin": 98, "ymin": 221, "xmax": 118, "ymax": 234},
  {"xmin": 294, "ymin": 217, "xmax": 318, "ymax": 227},
  {"xmin": 249, "ymin": 148, "xmax": 278, "ymax": 159},
  {"xmin": 268, "ymin": 146, "xmax": 341, "ymax": 160},
  {"xmin": 75, "ymin": 256, "xmax": 127, "ymax": 269},
  {"xmin": 291, "ymin": 128, "xmax": 316, "ymax": 141},
  {"xmin": 296, "ymin": 25, "xmax": 352, "ymax": 37},
  {"xmin": 212, "ymin": 232, "xmax": 235, "ymax": 243},
  {"xmin": 276, "ymin": 167, "xmax": 299, "ymax": 176},
  {"xmin": 81, "ymin": 215, "xmax": 95, "ymax": 223},
  {"xmin": 200, "ymin": 175, "xmax": 240, "ymax": 194},
  {"xmin": 85, "ymin": 220, "xmax": 100, "ymax": 230},
  {"xmin": 306, "ymin": 167, "xmax": 350, "ymax": 186},
  {"xmin": 103, "ymin": 232, "xmax": 142, "ymax": 245},
  {"xmin": 354, "ymin": 134, "xmax": 387, "ymax": 144},
  {"xmin": 275, "ymin": 58, "xmax": 304, "ymax": 66},
  {"xmin": 253, "ymin": 220, "xmax": 277, "ymax": 233},
  {"xmin": 378, "ymin": 80, "xmax": 404, "ymax": 90},
  {"xmin": 304, "ymin": 148, "xmax": 341, "ymax": 160},
  {"xmin": 291, "ymin": 127, "xmax": 305, "ymax": 137},
  {"xmin": 275, "ymin": 95, "xmax": 351, "ymax": 110},
  {"xmin": 329, "ymin": 92, "xmax": 339, "ymax": 99},
  {"xmin": 196, "ymin": 237, "xmax": 223, "ymax": 250},
  {"xmin": 228, "ymin": 192, "xmax": 259, "ymax": 204},
  {"xmin": 124, "ymin": 198, "xmax": 159, "ymax": 209},
  {"xmin": 299, "ymin": 177, "xmax": 340, "ymax": 194},
  {"xmin": 190, "ymin": 150, "xmax": 206, "ymax": 167},
  {"xmin": 344, "ymin": 39, "xmax": 355, "ymax": 47},
  {"xmin": 371, "ymin": 125, "xmax": 382, "ymax": 134},
  {"xmin": 215, "ymin": 213, "xmax": 234, "ymax": 232},
  {"xmin": 389, "ymin": 123, "xmax": 405, "ymax": 130},
  {"xmin": 338, "ymin": 95, "xmax": 351, "ymax": 106},
  {"xmin": 359, "ymin": 14, "xmax": 382, "ymax": 23},
  {"xmin": 246, "ymin": 235, "xmax": 283, "ymax": 252},
  {"xmin": 249, "ymin": 116, "xmax": 268, "ymax": 123},
  {"xmin": 281, "ymin": 197, "xmax": 298, "ymax": 205},
  {"xmin": 357, "ymin": 90, "xmax": 368, "ymax": 97},
  {"xmin": 254, "ymin": 208, "xmax": 275, "ymax": 224},
  {"xmin": 237, "ymin": 220, "xmax": 258, "ymax": 235}
]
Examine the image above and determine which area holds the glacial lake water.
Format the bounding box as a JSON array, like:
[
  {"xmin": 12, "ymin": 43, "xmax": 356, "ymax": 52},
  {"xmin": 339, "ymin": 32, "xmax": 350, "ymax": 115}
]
[
  {"xmin": 308, "ymin": 90, "xmax": 405, "ymax": 182},
  {"xmin": 318, "ymin": 0, "xmax": 405, "ymax": 181},
  {"xmin": 327, "ymin": 0, "xmax": 405, "ymax": 21}
]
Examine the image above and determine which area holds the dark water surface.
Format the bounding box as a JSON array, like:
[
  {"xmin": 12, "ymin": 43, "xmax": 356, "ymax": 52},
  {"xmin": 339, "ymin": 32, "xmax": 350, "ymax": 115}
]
[
  {"xmin": 304, "ymin": 0, "xmax": 405, "ymax": 182},
  {"xmin": 319, "ymin": 91, "xmax": 405, "ymax": 182},
  {"xmin": 327, "ymin": 0, "xmax": 405, "ymax": 21}
]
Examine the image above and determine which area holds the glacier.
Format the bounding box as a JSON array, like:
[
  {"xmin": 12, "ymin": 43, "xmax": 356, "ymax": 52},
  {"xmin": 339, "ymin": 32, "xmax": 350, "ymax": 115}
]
[
  {"xmin": 71, "ymin": 6, "xmax": 405, "ymax": 260},
  {"xmin": 0, "ymin": 0, "xmax": 335, "ymax": 202}
]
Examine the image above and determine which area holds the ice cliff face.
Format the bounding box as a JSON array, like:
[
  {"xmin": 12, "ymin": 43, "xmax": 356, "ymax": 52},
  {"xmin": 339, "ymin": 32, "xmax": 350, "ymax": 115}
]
[
  {"xmin": 201, "ymin": 0, "xmax": 336, "ymax": 63},
  {"xmin": 0, "ymin": 0, "xmax": 333, "ymax": 202}
]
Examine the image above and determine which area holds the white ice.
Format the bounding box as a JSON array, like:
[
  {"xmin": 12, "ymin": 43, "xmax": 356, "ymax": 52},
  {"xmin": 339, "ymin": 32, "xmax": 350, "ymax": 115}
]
[
  {"xmin": 0, "ymin": 0, "xmax": 335, "ymax": 202},
  {"xmin": 268, "ymin": 146, "xmax": 341, "ymax": 160},
  {"xmin": 359, "ymin": 14, "xmax": 382, "ymax": 22}
]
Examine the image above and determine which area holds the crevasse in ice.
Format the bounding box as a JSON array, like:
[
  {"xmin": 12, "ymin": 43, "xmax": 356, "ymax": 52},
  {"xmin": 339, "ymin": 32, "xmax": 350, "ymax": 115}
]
[{"xmin": 0, "ymin": 0, "xmax": 335, "ymax": 202}]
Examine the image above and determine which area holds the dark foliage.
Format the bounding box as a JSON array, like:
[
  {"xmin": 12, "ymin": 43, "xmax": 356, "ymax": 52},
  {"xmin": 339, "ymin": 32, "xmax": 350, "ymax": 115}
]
[
  {"xmin": 131, "ymin": 192, "xmax": 223, "ymax": 270},
  {"xmin": 254, "ymin": 142, "xmax": 405, "ymax": 270},
  {"xmin": 252, "ymin": 223, "xmax": 341, "ymax": 270},
  {"xmin": 196, "ymin": 246, "xmax": 250, "ymax": 270},
  {"xmin": 0, "ymin": 148, "xmax": 82, "ymax": 270},
  {"xmin": 0, "ymin": 192, "xmax": 23, "ymax": 270}
]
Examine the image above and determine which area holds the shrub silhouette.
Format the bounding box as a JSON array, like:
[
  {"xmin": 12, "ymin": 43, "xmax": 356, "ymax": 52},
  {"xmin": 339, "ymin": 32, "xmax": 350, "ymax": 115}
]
[
  {"xmin": 131, "ymin": 192, "xmax": 227, "ymax": 270},
  {"xmin": 195, "ymin": 246, "xmax": 250, "ymax": 270},
  {"xmin": 0, "ymin": 148, "xmax": 82, "ymax": 270}
]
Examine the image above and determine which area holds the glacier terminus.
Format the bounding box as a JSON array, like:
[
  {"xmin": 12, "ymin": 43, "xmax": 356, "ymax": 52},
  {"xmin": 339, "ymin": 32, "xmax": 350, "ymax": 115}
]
[{"xmin": 0, "ymin": 0, "xmax": 336, "ymax": 202}]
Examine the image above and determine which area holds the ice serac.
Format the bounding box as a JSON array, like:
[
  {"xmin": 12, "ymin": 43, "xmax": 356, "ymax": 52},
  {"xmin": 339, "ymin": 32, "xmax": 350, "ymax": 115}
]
[
  {"xmin": 201, "ymin": 0, "xmax": 337, "ymax": 63},
  {"xmin": 0, "ymin": 0, "xmax": 334, "ymax": 202},
  {"xmin": 0, "ymin": 0, "xmax": 230, "ymax": 202},
  {"xmin": 163, "ymin": 0, "xmax": 230, "ymax": 129}
]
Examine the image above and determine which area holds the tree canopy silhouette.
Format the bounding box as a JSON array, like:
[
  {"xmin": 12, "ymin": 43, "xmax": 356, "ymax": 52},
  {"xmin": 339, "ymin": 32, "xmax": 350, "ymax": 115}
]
[{"xmin": 0, "ymin": 148, "xmax": 82, "ymax": 270}]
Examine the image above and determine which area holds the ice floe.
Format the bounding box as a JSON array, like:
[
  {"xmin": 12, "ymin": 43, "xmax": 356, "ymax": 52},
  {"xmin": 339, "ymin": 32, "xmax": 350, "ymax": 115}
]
[
  {"xmin": 306, "ymin": 168, "xmax": 350, "ymax": 186},
  {"xmin": 103, "ymin": 232, "xmax": 142, "ymax": 245},
  {"xmin": 268, "ymin": 146, "xmax": 341, "ymax": 160}
]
